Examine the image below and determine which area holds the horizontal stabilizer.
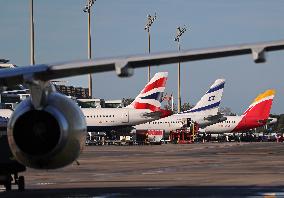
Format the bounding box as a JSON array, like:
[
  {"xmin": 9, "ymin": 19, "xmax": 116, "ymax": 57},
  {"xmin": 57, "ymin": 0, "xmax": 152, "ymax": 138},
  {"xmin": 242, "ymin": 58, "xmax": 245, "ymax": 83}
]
[
  {"xmin": 141, "ymin": 109, "xmax": 172, "ymax": 119},
  {"xmin": 204, "ymin": 112, "xmax": 227, "ymax": 124}
]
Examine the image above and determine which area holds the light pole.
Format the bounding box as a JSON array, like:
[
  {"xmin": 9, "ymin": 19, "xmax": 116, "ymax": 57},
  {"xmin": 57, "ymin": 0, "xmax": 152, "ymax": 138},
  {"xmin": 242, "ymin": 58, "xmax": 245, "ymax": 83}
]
[
  {"xmin": 144, "ymin": 13, "xmax": 157, "ymax": 82},
  {"xmin": 83, "ymin": 0, "xmax": 96, "ymax": 98},
  {"xmin": 174, "ymin": 25, "xmax": 187, "ymax": 113},
  {"xmin": 30, "ymin": 0, "xmax": 35, "ymax": 65}
]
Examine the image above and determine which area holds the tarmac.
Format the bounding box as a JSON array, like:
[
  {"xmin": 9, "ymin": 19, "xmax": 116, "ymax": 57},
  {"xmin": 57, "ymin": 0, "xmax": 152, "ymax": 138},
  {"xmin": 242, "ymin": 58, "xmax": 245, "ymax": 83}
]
[{"xmin": 1, "ymin": 142, "xmax": 284, "ymax": 197}]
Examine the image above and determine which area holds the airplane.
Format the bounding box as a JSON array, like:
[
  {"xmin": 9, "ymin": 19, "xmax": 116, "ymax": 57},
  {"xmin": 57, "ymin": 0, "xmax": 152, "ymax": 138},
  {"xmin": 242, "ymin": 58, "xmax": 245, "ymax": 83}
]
[
  {"xmin": 134, "ymin": 78, "xmax": 226, "ymax": 136},
  {"xmin": 0, "ymin": 73, "xmax": 172, "ymax": 134},
  {"xmin": 202, "ymin": 89, "xmax": 276, "ymax": 134},
  {"xmin": 0, "ymin": 39, "xmax": 283, "ymax": 170},
  {"xmin": 82, "ymin": 72, "xmax": 172, "ymax": 133}
]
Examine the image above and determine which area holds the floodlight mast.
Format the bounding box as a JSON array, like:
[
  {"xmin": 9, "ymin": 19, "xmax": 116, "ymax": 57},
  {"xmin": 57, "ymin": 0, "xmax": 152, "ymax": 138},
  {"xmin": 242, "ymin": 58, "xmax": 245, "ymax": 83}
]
[
  {"xmin": 144, "ymin": 13, "xmax": 157, "ymax": 82},
  {"xmin": 30, "ymin": 0, "xmax": 35, "ymax": 65},
  {"xmin": 174, "ymin": 25, "xmax": 187, "ymax": 113},
  {"xmin": 83, "ymin": 0, "xmax": 96, "ymax": 98}
]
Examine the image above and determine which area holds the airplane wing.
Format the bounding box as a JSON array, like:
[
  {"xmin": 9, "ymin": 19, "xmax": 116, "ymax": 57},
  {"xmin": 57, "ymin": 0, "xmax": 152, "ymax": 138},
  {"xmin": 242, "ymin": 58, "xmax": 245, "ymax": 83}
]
[{"xmin": 0, "ymin": 39, "xmax": 284, "ymax": 86}]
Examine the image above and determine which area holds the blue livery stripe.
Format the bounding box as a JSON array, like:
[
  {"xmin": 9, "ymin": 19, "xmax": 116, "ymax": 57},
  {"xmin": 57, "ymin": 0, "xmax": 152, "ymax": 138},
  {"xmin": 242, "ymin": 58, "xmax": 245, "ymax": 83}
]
[
  {"xmin": 206, "ymin": 82, "xmax": 225, "ymax": 94},
  {"xmin": 140, "ymin": 92, "xmax": 162, "ymax": 100},
  {"xmin": 179, "ymin": 101, "xmax": 220, "ymax": 114}
]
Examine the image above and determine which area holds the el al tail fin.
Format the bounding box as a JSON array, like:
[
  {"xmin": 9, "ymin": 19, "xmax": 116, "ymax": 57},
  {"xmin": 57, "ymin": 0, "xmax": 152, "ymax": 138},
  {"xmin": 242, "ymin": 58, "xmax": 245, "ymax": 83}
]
[
  {"xmin": 126, "ymin": 72, "xmax": 168, "ymax": 112},
  {"xmin": 241, "ymin": 89, "xmax": 276, "ymax": 120},
  {"xmin": 181, "ymin": 79, "xmax": 225, "ymax": 115}
]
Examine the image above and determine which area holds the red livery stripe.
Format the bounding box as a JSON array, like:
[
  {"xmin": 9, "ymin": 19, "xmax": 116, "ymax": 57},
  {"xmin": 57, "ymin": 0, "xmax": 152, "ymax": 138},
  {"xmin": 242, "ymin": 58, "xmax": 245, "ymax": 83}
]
[
  {"xmin": 233, "ymin": 99, "xmax": 273, "ymax": 132},
  {"xmin": 141, "ymin": 77, "xmax": 167, "ymax": 94},
  {"xmin": 133, "ymin": 102, "xmax": 160, "ymax": 112},
  {"xmin": 148, "ymin": 130, "xmax": 164, "ymax": 136}
]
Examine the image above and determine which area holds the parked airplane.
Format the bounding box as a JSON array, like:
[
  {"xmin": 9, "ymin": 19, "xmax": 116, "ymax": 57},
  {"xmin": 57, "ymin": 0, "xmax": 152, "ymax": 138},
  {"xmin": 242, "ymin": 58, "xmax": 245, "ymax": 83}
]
[
  {"xmin": 82, "ymin": 72, "xmax": 171, "ymax": 133},
  {"xmin": 0, "ymin": 40, "xmax": 283, "ymax": 169},
  {"xmin": 134, "ymin": 79, "xmax": 226, "ymax": 135},
  {"xmin": 202, "ymin": 89, "xmax": 276, "ymax": 134}
]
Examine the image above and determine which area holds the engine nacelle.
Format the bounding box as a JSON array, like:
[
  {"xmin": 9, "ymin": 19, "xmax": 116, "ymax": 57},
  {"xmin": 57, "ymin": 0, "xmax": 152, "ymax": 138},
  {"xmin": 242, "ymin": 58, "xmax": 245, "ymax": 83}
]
[{"xmin": 7, "ymin": 92, "xmax": 86, "ymax": 169}]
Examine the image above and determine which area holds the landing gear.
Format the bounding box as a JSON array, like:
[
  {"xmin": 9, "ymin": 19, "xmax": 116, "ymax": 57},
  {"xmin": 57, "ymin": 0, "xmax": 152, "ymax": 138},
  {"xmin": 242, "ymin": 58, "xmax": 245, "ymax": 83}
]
[
  {"xmin": 17, "ymin": 175, "xmax": 25, "ymax": 191},
  {"xmin": 0, "ymin": 173, "xmax": 25, "ymax": 191},
  {"xmin": 4, "ymin": 179, "xmax": 11, "ymax": 191}
]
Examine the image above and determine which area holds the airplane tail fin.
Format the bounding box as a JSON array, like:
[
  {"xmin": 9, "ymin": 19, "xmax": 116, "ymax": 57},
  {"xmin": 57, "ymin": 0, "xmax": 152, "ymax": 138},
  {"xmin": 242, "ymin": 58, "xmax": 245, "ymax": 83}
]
[
  {"xmin": 241, "ymin": 89, "xmax": 276, "ymax": 120},
  {"xmin": 126, "ymin": 72, "xmax": 168, "ymax": 112},
  {"xmin": 181, "ymin": 79, "xmax": 225, "ymax": 115}
]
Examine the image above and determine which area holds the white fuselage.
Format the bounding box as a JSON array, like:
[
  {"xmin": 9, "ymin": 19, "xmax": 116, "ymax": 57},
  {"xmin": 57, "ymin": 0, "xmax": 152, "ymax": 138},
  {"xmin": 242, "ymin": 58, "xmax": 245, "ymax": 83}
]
[
  {"xmin": 82, "ymin": 108, "xmax": 159, "ymax": 132},
  {"xmin": 202, "ymin": 116, "xmax": 242, "ymax": 134},
  {"xmin": 134, "ymin": 112, "xmax": 218, "ymax": 135}
]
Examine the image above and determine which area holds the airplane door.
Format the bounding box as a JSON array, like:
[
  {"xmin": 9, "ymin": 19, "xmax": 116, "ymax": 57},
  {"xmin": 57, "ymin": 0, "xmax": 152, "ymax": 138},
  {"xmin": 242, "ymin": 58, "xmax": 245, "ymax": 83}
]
[{"xmin": 122, "ymin": 110, "xmax": 129, "ymax": 123}]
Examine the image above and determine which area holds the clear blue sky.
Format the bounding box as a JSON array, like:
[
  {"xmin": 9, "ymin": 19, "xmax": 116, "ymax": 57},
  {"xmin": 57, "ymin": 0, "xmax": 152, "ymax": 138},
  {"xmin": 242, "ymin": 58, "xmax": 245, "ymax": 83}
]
[{"xmin": 0, "ymin": 0, "xmax": 284, "ymax": 114}]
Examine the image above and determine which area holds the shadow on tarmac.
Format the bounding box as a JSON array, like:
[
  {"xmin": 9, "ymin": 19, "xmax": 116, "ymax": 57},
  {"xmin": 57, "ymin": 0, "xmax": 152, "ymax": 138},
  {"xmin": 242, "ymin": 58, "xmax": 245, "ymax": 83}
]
[{"xmin": 1, "ymin": 186, "xmax": 284, "ymax": 198}]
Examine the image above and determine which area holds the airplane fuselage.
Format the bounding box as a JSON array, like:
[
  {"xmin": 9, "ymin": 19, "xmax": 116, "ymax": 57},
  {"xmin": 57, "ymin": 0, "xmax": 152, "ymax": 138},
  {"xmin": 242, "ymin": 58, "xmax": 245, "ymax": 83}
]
[
  {"xmin": 82, "ymin": 108, "xmax": 159, "ymax": 132},
  {"xmin": 134, "ymin": 113, "xmax": 220, "ymax": 135},
  {"xmin": 203, "ymin": 115, "xmax": 266, "ymax": 134}
]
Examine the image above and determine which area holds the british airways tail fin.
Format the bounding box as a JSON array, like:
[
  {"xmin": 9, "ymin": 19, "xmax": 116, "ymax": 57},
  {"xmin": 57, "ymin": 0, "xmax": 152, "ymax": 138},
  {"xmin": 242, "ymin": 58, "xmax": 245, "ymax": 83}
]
[
  {"xmin": 241, "ymin": 89, "xmax": 275, "ymax": 120},
  {"xmin": 181, "ymin": 79, "xmax": 225, "ymax": 115},
  {"xmin": 126, "ymin": 72, "xmax": 168, "ymax": 112}
]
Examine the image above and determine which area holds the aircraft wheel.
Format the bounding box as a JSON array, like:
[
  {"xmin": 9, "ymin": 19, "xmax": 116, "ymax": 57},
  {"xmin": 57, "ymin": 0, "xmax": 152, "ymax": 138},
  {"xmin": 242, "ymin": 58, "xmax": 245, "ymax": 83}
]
[{"xmin": 18, "ymin": 176, "xmax": 25, "ymax": 191}]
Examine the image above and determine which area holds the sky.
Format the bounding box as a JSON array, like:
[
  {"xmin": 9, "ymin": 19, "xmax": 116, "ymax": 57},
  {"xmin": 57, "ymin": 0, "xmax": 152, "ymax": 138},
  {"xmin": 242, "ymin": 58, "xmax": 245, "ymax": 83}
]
[{"xmin": 0, "ymin": 0, "xmax": 284, "ymax": 114}]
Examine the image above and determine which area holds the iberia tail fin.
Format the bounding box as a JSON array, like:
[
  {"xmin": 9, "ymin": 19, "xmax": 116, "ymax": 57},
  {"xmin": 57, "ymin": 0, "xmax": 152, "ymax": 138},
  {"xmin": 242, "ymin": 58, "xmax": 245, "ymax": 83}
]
[{"xmin": 242, "ymin": 89, "xmax": 276, "ymax": 120}]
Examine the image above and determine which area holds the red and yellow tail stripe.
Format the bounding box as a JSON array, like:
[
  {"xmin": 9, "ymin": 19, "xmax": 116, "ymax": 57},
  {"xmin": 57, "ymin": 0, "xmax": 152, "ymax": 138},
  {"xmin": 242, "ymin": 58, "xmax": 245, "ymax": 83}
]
[{"xmin": 242, "ymin": 89, "xmax": 275, "ymax": 116}]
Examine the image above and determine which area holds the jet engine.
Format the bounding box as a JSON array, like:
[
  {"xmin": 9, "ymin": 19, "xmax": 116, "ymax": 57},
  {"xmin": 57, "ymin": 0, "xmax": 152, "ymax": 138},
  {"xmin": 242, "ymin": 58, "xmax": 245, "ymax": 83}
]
[{"xmin": 7, "ymin": 92, "xmax": 86, "ymax": 169}]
